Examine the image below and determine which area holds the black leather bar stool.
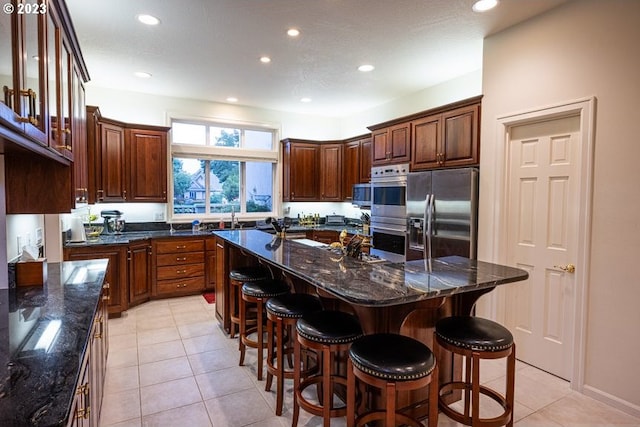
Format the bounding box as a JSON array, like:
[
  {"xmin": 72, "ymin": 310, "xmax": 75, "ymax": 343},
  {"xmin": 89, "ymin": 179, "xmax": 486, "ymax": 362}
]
[
  {"xmin": 292, "ymin": 310, "xmax": 363, "ymax": 427},
  {"xmin": 346, "ymin": 333, "xmax": 439, "ymax": 427},
  {"xmin": 229, "ymin": 267, "xmax": 269, "ymax": 338},
  {"xmin": 239, "ymin": 279, "xmax": 290, "ymax": 380},
  {"xmin": 434, "ymin": 316, "xmax": 516, "ymax": 427},
  {"xmin": 265, "ymin": 293, "xmax": 323, "ymax": 416}
]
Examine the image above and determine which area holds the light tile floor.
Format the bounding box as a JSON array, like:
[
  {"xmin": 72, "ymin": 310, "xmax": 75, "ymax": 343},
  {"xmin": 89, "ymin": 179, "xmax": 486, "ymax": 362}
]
[{"xmin": 100, "ymin": 295, "xmax": 640, "ymax": 427}]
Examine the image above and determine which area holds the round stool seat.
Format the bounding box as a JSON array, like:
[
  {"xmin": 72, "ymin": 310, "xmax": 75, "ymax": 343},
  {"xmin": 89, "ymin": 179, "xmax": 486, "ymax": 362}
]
[
  {"xmin": 230, "ymin": 267, "xmax": 269, "ymax": 282},
  {"xmin": 349, "ymin": 333, "xmax": 435, "ymax": 381},
  {"xmin": 266, "ymin": 293, "xmax": 323, "ymax": 318},
  {"xmin": 241, "ymin": 280, "xmax": 290, "ymax": 298},
  {"xmin": 435, "ymin": 316, "xmax": 513, "ymax": 352},
  {"xmin": 297, "ymin": 310, "xmax": 363, "ymax": 344}
]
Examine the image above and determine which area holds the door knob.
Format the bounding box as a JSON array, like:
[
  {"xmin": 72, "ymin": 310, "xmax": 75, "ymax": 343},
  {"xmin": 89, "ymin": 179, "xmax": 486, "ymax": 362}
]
[{"xmin": 554, "ymin": 263, "xmax": 575, "ymax": 273}]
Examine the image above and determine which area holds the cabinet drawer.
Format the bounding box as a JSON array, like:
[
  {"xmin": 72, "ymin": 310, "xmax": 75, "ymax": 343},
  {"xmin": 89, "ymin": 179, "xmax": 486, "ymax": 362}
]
[
  {"xmin": 157, "ymin": 263, "xmax": 205, "ymax": 280},
  {"xmin": 155, "ymin": 239, "xmax": 205, "ymax": 254},
  {"xmin": 156, "ymin": 276, "xmax": 205, "ymax": 295},
  {"xmin": 156, "ymin": 252, "xmax": 205, "ymax": 266}
]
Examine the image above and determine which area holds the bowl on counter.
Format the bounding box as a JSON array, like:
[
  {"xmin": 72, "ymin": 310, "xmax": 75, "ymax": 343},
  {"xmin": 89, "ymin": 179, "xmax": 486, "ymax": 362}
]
[{"xmin": 85, "ymin": 225, "xmax": 104, "ymax": 240}]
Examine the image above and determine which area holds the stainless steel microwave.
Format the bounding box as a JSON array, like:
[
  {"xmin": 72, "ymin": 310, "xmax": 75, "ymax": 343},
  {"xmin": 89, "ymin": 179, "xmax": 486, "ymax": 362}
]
[{"xmin": 352, "ymin": 183, "xmax": 371, "ymax": 208}]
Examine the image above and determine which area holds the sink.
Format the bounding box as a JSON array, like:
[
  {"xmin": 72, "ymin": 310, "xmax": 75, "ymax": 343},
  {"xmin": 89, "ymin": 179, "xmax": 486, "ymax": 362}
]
[{"xmin": 290, "ymin": 238, "xmax": 328, "ymax": 248}]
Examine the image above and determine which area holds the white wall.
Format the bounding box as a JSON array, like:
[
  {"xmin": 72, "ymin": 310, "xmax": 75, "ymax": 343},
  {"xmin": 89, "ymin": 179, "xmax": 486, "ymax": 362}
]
[{"xmin": 479, "ymin": 0, "xmax": 640, "ymax": 414}]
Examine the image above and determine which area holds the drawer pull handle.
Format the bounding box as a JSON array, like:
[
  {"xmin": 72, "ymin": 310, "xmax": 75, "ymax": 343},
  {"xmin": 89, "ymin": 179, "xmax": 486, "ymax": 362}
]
[
  {"xmin": 176, "ymin": 245, "xmax": 186, "ymax": 249},
  {"xmin": 176, "ymin": 257, "xmax": 187, "ymax": 261},
  {"xmin": 177, "ymin": 269, "xmax": 187, "ymax": 274},
  {"xmin": 176, "ymin": 283, "xmax": 188, "ymax": 288}
]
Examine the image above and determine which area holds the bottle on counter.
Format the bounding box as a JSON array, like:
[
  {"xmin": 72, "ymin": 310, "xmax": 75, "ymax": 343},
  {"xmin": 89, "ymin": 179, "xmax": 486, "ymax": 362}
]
[{"xmin": 192, "ymin": 220, "xmax": 200, "ymax": 233}]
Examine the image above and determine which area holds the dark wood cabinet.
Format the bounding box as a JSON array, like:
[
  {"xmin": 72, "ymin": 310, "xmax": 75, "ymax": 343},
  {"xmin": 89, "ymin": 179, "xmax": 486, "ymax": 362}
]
[
  {"xmin": 411, "ymin": 103, "xmax": 479, "ymax": 170},
  {"xmin": 307, "ymin": 229, "xmax": 339, "ymax": 244},
  {"xmin": 206, "ymin": 238, "xmax": 216, "ymax": 291},
  {"xmin": 282, "ymin": 139, "xmax": 319, "ymax": 201},
  {"xmin": 360, "ymin": 137, "xmax": 372, "ymax": 183},
  {"xmin": 282, "ymin": 138, "xmax": 345, "ymax": 202},
  {"xmin": 64, "ymin": 245, "xmax": 128, "ymax": 317},
  {"xmin": 214, "ymin": 237, "xmax": 229, "ymax": 332},
  {"xmin": 126, "ymin": 128, "xmax": 168, "ymax": 202},
  {"xmin": 153, "ymin": 238, "xmax": 206, "ymax": 297},
  {"xmin": 87, "ymin": 106, "xmax": 169, "ymax": 204},
  {"xmin": 344, "ymin": 135, "xmax": 372, "ymax": 200},
  {"xmin": 371, "ymin": 122, "xmax": 411, "ymax": 166},
  {"xmin": 128, "ymin": 240, "xmax": 152, "ymax": 307},
  {"xmin": 319, "ymin": 143, "xmax": 343, "ymax": 201}
]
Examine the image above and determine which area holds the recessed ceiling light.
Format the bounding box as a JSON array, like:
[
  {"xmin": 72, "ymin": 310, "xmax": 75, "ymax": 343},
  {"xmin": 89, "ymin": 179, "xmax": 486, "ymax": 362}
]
[
  {"xmin": 260, "ymin": 56, "xmax": 271, "ymax": 64},
  {"xmin": 134, "ymin": 71, "xmax": 152, "ymax": 78},
  {"xmin": 358, "ymin": 64, "xmax": 375, "ymax": 72},
  {"xmin": 300, "ymin": 97, "xmax": 312, "ymax": 103},
  {"xmin": 472, "ymin": 0, "xmax": 498, "ymax": 12},
  {"xmin": 226, "ymin": 97, "xmax": 238, "ymax": 103},
  {"xmin": 137, "ymin": 14, "xmax": 160, "ymax": 25},
  {"xmin": 287, "ymin": 28, "xmax": 300, "ymax": 37}
]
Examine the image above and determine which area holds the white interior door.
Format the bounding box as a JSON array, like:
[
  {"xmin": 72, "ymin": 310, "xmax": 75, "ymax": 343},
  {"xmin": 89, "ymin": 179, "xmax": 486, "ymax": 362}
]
[{"xmin": 504, "ymin": 115, "xmax": 580, "ymax": 380}]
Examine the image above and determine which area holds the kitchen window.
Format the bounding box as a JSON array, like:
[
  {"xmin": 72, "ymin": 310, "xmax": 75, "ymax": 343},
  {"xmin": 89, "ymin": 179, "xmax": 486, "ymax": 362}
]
[{"xmin": 169, "ymin": 119, "xmax": 278, "ymax": 220}]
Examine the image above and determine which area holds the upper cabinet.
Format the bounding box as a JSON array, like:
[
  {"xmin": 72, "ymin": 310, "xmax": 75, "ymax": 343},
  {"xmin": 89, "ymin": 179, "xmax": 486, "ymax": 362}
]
[
  {"xmin": 371, "ymin": 122, "xmax": 411, "ymax": 166},
  {"xmin": 87, "ymin": 106, "xmax": 170, "ymax": 204},
  {"xmin": 411, "ymin": 103, "xmax": 480, "ymax": 170},
  {"xmin": 319, "ymin": 143, "xmax": 343, "ymax": 201},
  {"xmin": 368, "ymin": 96, "xmax": 481, "ymax": 170},
  {"xmin": 282, "ymin": 139, "xmax": 320, "ymax": 202},
  {"xmin": 343, "ymin": 134, "xmax": 372, "ymax": 200},
  {"xmin": 3, "ymin": 0, "xmax": 90, "ymax": 214}
]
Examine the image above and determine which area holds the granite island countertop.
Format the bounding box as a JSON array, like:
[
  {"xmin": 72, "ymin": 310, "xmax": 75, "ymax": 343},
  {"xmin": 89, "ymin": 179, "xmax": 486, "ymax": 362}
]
[
  {"xmin": 213, "ymin": 229, "xmax": 528, "ymax": 307},
  {"xmin": 0, "ymin": 260, "xmax": 108, "ymax": 426}
]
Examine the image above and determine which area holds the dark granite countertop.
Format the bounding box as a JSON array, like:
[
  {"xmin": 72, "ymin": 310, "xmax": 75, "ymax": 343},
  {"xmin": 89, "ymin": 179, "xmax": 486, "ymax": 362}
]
[
  {"xmin": 0, "ymin": 260, "xmax": 108, "ymax": 426},
  {"xmin": 63, "ymin": 224, "xmax": 365, "ymax": 247},
  {"xmin": 213, "ymin": 229, "xmax": 528, "ymax": 307}
]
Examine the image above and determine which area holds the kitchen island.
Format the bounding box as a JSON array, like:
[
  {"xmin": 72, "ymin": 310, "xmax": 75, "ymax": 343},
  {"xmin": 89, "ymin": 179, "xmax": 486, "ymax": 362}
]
[
  {"xmin": 0, "ymin": 260, "xmax": 109, "ymax": 426},
  {"xmin": 213, "ymin": 229, "xmax": 528, "ymax": 418}
]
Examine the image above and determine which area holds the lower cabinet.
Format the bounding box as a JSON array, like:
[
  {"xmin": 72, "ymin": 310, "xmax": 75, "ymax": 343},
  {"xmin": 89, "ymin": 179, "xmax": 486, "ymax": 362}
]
[
  {"xmin": 67, "ymin": 284, "xmax": 109, "ymax": 427},
  {"xmin": 307, "ymin": 229, "xmax": 339, "ymax": 244},
  {"xmin": 214, "ymin": 236, "xmax": 229, "ymax": 332},
  {"xmin": 128, "ymin": 240, "xmax": 152, "ymax": 307},
  {"xmin": 64, "ymin": 245, "xmax": 127, "ymax": 317},
  {"xmin": 153, "ymin": 238, "xmax": 206, "ymax": 297}
]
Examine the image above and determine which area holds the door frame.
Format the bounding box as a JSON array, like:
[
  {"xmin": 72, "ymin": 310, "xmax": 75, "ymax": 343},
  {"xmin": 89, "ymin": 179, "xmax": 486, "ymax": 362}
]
[{"xmin": 491, "ymin": 97, "xmax": 596, "ymax": 390}]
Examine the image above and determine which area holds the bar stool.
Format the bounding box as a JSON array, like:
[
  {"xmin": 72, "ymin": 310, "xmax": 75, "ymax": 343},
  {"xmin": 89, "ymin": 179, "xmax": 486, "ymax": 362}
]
[
  {"xmin": 229, "ymin": 267, "xmax": 269, "ymax": 338},
  {"xmin": 346, "ymin": 333, "xmax": 439, "ymax": 427},
  {"xmin": 292, "ymin": 310, "xmax": 363, "ymax": 427},
  {"xmin": 239, "ymin": 279, "xmax": 290, "ymax": 380},
  {"xmin": 265, "ymin": 293, "xmax": 323, "ymax": 416},
  {"xmin": 434, "ymin": 316, "xmax": 516, "ymax": 427}
]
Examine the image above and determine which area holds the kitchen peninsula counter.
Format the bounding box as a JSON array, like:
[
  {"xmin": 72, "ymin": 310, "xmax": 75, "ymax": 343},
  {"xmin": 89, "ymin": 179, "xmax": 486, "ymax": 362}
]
[{"xmin": 0, "ymin": 260, "xmax": 108, "ymax": 426}]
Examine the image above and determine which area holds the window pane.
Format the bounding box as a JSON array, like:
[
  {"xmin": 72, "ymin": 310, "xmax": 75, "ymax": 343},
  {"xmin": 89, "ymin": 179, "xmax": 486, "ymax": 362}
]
[
  {"xmin": 246, "ymin": 162, "xmax": 273, "ymax": 213},
  {"xmin": 210, "ymin": 127, "xmax": 239, "ymax": 147},
  {"xmin": 172, "ymin": 157, "xmax": 204, "ymax": 214},
  {"xmin": 210, "ymin": 160, "xmax": 240, "ymax": 213},
  {"xmin": 173, "ymin": 122, "xmax": 206, "ymax": 145},
  {"xmin": 245, "ymin": 130, "xmax": 273, "ymax": 150}
]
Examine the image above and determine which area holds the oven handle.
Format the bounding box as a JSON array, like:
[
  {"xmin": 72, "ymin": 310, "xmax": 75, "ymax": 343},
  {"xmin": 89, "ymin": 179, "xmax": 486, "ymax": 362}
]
[{"xmin": 371, "ymin": 223, "xmax": 407, "ymax": 237}]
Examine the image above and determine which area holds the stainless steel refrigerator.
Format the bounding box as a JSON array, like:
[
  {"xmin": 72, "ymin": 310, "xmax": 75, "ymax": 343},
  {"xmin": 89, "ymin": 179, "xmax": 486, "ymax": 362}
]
[{"xmin": 406, "ymin": 167, "xmax": 479, "ymax": 262}]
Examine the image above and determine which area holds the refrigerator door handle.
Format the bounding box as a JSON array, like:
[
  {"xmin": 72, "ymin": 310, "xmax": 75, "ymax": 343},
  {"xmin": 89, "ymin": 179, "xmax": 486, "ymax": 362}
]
[{"xmin": 425, "ymin": 194, "xmax": 434, "ymax": 268}]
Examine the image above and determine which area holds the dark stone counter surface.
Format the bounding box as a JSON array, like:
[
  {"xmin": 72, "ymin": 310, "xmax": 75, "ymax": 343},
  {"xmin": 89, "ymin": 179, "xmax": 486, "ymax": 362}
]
[
  {"xmin": 213, "ymin": 229, "xmax": 528, "ymax": 307},
  {"xmin": 63, "ymin": 224, "xmax": 365, "ymax": 247},
  {"xmin": 0, "ymin": 260, "xmax": 108, "ymax": 426}
]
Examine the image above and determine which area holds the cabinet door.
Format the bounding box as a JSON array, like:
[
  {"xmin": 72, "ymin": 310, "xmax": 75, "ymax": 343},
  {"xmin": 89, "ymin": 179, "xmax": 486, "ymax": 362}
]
[
  {"xmin": 126, "ymin": 128, "xmax": 168, "ymax": 202},
  {"xmin": 288, "ymin": 142, "xmax": 319, "ymax": 201},
  {"xmin": 344, "ymin": 141, "xmax": 360, "ymax": 200},
  {"xmin": 215, "ymin": 238, "xmax": 229, "ymax": 331},
  {"xmin": 359, "ymin": 137, "xmax": 372, "ymax": 183},
  {"xmin": 371, "ymin": 129, "xmax": 388, "ymax": 165},
  {"xmin": 71, "ymin": 65, "xmax": 87, "ymax": 204},
  {"xmin": 0, "ymin": 6, "xmax": 18, "ymax": 129},
  {"xmin": 98, "ymin": 122, "xmax": 126, "ymax": 202},
  {"xmin": 411, "ymin": 114, "xmax": 441, "ymax": 170},
  {"xmin": 65, "ymin": 246, "xmax": 128, "ymax": 317},
  {"xmin": 128, "ymin": 241, "xmax": 151, "ymax": 307},
  {"xmin": 441, "ymin": 104, "xmax": 479, "ymax": 167},
  {"xmin": 319, "ymin": 143, "xmax": 343, "ymax": 201},
  {"xmin": 388, "ymin": 122, "xmax": 410, "ymax": 163}
]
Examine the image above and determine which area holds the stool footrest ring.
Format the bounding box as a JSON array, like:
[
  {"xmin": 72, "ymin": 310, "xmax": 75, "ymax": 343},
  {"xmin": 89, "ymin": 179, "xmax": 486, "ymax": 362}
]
[{"xmin": 439, "ymin": 381, "xmax": 512, "ymax": 427}]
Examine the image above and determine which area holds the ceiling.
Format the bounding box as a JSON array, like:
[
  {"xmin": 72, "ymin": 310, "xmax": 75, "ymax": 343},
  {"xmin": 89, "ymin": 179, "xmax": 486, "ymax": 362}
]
[{"xmin": 65, "ymin": 0, "xmax": 568, "ymax": 118}]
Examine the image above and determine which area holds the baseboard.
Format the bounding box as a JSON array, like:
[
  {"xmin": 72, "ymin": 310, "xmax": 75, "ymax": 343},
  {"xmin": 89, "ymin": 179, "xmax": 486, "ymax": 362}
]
[{"xmin": 582, "ymin": 384, "xmax": 640, "ymax": 419}]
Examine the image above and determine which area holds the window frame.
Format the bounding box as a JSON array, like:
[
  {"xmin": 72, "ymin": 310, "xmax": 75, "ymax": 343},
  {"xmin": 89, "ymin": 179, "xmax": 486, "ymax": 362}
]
[{"xmin": 168, "ymin": 116, "xmax": 281, "ymax": 222}]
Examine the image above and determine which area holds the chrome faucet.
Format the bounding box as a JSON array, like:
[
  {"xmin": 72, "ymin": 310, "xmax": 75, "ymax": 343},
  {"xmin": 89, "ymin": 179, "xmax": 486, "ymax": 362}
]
[{"xmin": 231, "ymin": 208, "xmax": 236, "ymax": 229}]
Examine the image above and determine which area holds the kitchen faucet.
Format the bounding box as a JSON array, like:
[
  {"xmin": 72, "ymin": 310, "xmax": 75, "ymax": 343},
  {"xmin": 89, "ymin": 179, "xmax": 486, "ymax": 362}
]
[{"xmin": 231, "ymin": 207, "xmax": 236, "ymax": 229}]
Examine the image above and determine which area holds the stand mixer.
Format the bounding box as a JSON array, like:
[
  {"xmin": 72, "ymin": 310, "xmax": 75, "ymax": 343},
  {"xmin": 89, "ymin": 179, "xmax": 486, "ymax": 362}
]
[{"xmin": 101, "ymin": 210, "xmax": 125, "ymax": 234}]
